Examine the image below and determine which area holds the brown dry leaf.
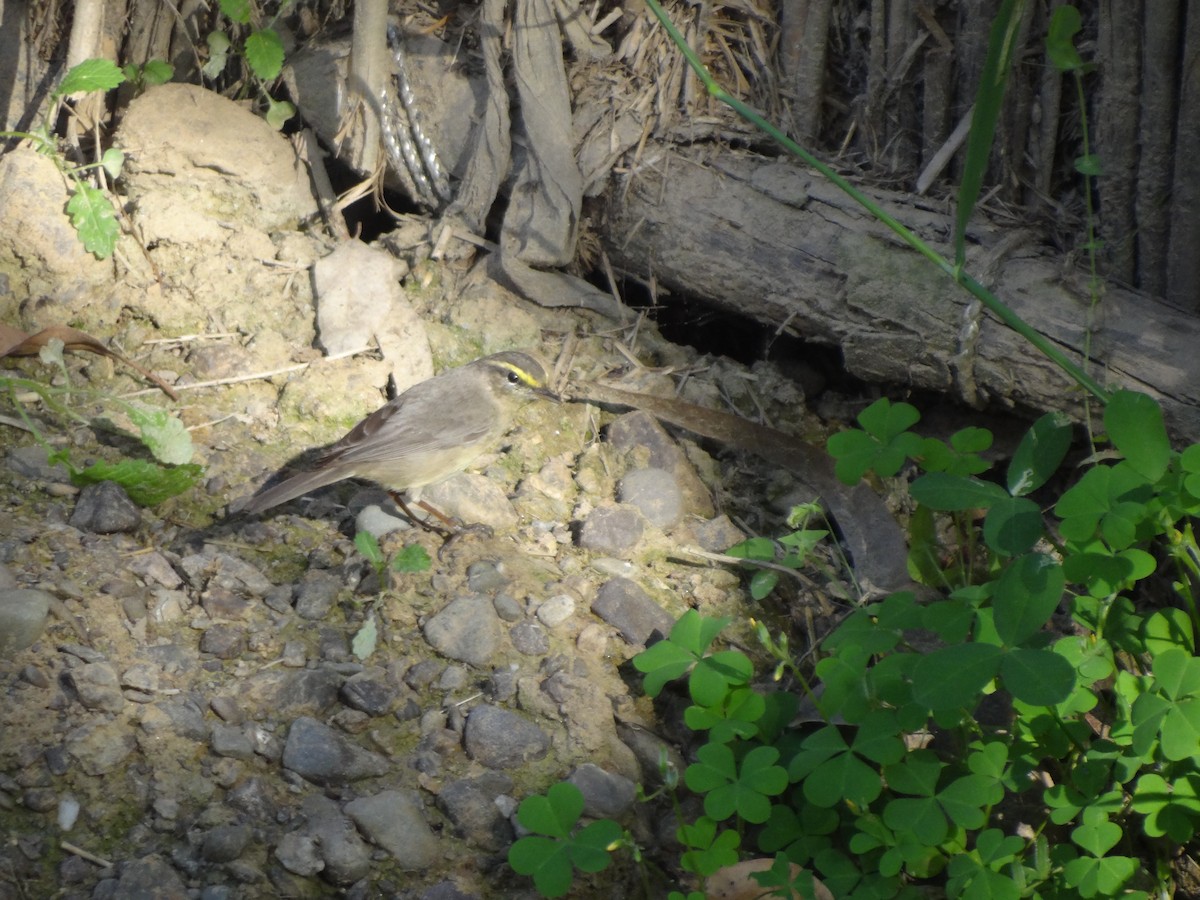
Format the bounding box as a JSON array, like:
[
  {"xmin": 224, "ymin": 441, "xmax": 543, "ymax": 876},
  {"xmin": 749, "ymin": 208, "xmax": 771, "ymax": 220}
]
[
  {"xmin": 706, "ymin": 858, "xmax": 835, "ymax": 900},
  {"xmin": 0, "ymin": 323, "xmax": 179, "ymax": 401}
]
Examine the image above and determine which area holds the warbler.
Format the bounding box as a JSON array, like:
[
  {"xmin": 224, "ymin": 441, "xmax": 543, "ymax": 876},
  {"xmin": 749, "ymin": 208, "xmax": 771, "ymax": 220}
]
[{"xmin": 241, "ymin": 350, "xmax": 557, "ymax": 516}]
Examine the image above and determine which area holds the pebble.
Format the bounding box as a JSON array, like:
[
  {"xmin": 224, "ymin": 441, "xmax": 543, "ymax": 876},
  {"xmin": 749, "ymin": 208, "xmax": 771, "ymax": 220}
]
[
  {"xmin": 591, "ymin": 578, "xmax": 675, "ymax": 645},
  {"xmin": 281, "ymin": 716, "xmax": 389, "ymax": 784},
  {"xmin": 510, "ymin": 622, "xmax": 549, "ymax": 656},
  {"xmin": 126, "ymin": 551, "xmax": 183, "ymax": 589},
  {"xmin": 7, "ymin": 445, "xmax": 71, "ymax": 481},
  {"xmin": 463, "ymin": 705, "xmax": 550, "ymax": 769},
  {"xmin": 608, "ymin": 410, "xmax": 715, "ymax": 516},
  {"xmin": 618, "ymin": 467, "xmax": 685, "ymax": 528},
  {"xmin": 689, "ymin": 514, "xmax": 748, "ymax": 552},
  {"xmin": 0, "ymin": 588, "xmax": 52, "ymax": 655},
  {"xmin": 578, "ymin": 504, "xmax": 644, "ymax": 555},
  {"xmin": 354, "ymin": 503, "xmax": 411, "ymax": 540},
  {"xmin": 344, "ymin": 790, "xmax": 442, "ymax": 870},
  {"xmin": 535, "ymin": 593, "xmax": 575, "ymax": 627},
  {"xmin": 64, "ymin": 720, "xmax": 136, "ymax": 776},
  {"xmin": 466, "ymin": 560, "xmax": 508, "ymax": 593},
  {"xmin": 65, "ymin": 662, "xmax": 126, "ymax": 713},
  {"xmin": 68, "ymin": 481, "xmax": 141, "ymax": 533},
  {"xmin": 436, "ymin": 774, "xmax": 515, "ymax": 850},
  {"xmin": 339, "ymin": 674, "xmax": 397, "ymax": 716},
  {"xmin": 421, "ymin": 474, "xmax": 518, "ymax": 531},
  {"xmin": 210, "ymin": 723, "xmax": 255, "ymax": 760},
  {"xmin": 200, "ymin": 823, "xmax": 251, "ymax": 863},
  {"xmin": 109, "ymin": 854, "xmax": 188, "ymax": 899},
  {"xmin": 294, "ymin": 570, "xmax": 342, "ymax": 620},
  {"xmin": 302, "ymin": 794, "xmax": 373, "ymax": 885},
  {"xmin": 568, "ymin": 763, "xmax": 637, "ymax": 818},
  {"xmin": 492, "ymin": 594, "xmax": 523, "ymax": 621},
  {"xmin": 199, "ymin": 624, "xmax": 246, "ymax": 659},
  {"xmin": 422, "ymin": 596, "xmax": 503, "ymax": 667}
]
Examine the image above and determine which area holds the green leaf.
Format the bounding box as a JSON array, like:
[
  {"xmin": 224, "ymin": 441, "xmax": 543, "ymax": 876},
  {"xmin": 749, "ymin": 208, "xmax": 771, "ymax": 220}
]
[
  {"xmin": 1153, "ymin": 648, "xmax": 1200, "ymax": 700},
  {"xmin": 264, "ymin": 97, "xmax": 295, "ymax": 131},
  {"xmin": 517, "ymin": 783, "xmax": 583, "ymax": 838},
  {"xmin": 219, "ymin": 0, "xmax": 252, "ymax": 24},
  {"xmin": 142, "ymin": 59, "xmax": 174, "ymax": 85},
  {"xmin": 956, "ymin": 0, "xmax": 1023, "ymax": 268},
  {"xmin": 993, "ymin": 553, "xmax": 1064, "ymax": 646},
  {"xmin": 55, "ymin": 58, "xmax": 125, "ymax": 97},
  {"xmin": 126, "ymin": 404, "xmax": 194, "ymax": 464},
  {"xmin": 391, "ymin": 543, "xmax": 431, "ymax": 573},
  {"xmin": 66, "ymin": 182, "xmax": 120, "ymax": 259},
  {"xmin": 1071, "ymin": 812, "xmax": 1122, "ymax": 856},
  {"xmin": 571, "ymin": 819, "xmax": 622, "ymax": 871},
  {"xmin": 354, "ymin": 531, "xmax": 384, "ymax": 567},
  {"xmin": 727, "ymin": 536, "xmax": 776, "ymax": 561},
  {"xmin": 882, "ymin": 796, "xmax": 948, "ymax": 845},
  {"xmin": 100, "ymin": 147, "xmax": 125, "ymax": 179},
  {"xmin": 351, "ymin": 616, "xmax": 377, "ymax": 660},
  {"xmin": 1063, "ymin": 854, "xmax": 1137, "ymax": 898},
  {"xmin": 999, "ymin": 647, "xmax": 1076, "ymax": 706},
  {"xmin": 748, "ymin": 569, "xmax": 778, "ymax": 600},
  {"xmin": 203, "ymin": 32, "xmax": 232, "ymax": 79},
  {"xmin": 1007, "ymin": 411, "xmax": 1073, "ymax": 496},
  {"xmin": 1046, "ymin": 5, "xmax": 1085, "ymax": 72},
  {"xmin": 982, "ymin": 495, "xmax": 1044, "ymax": 556},
  {"xmin": 1074, "ymin": 154, "xmax": 1103, "ymax": 176},
  {"xmin": 910, "ymin": 472, "xmax": 1009, "ymax": 511},
  {"xmin": 859, "ymin": 397, "xmax": 921, "ymax": 440},
  {"xmin": 508, "ymin": 836, "xmax": 574, "ymax": 897},
  {"xmin": 72, "ymin": 459, "xmax": 203, "ymax": 506},
  {"xmin": 911, "ymin": 643, "xmax": 1003, "ymax": 711},
  {"xmin": 1142, "ymin": 608, "xmax": 1195, "ymax": 655},
  {"xmin": 1105, "ymin": 390, "xmax": 1170, "ymax": 480},
  {"xmin": 244, "ymin": 28, "xmax": 285, "ymax": 81}
]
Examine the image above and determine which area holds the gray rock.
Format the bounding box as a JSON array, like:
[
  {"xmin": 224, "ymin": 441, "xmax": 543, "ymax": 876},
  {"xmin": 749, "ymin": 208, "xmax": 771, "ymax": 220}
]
[
  {"xmin": 422, "ymin": 595, "xmax": 503, "ymax": 667},
  {"xmin": 199, "ymin": 624, "xmax": 245, "ymax": 659},
  {"xmin": 466, "ymin": 560, "xmax": 508, "ymax": 593},
  {"xmin": 436, "ymin": 774, "xmax": 514, "ymax": 850},
  {"xmin": 64, "ymin": 720, "xmax": 136, "ymax": 776},
  {"xmin": 111, "ymin": 854, "xmax": 188, "ymax": 899},
  {"xmin": 535, "ymin": 594, "xmax": 575, "ymax": 627},
  {"xmin": 568, "ymin": 763, "xmax": 637, "ymax": 818},
  {"xmin": 273, "ymin": 830, "xmax": 323, "ymax": 877},
  {"xmin": 345, "ymin": 789, "xmax": 441, "ymax": 869},
  {"xmin": 240, "ymin": 667, "xmax": 342, "ymax": 716},
  {"xmin": 64, "ymin": 662, "xmax": 126, "ymax": 712},
  {"xmin": 211, "ymin": 724, "xmax": 255, "ymax": 760},
  {"xmin": 0, "ymin": 588, "xmax": 51, "ymax": 655},
  {"xmin": 340, "ymin": 674, "xmax": 397, "ymax": 716},
  {"xmin": 421, "ymin": 473, "xmax": 518, "ymax": 530},
  {"xmin": 69, "ymin": 481, "xmax": 141, "ymax": 534},
  {"xmin": 591, "ymin": 578, "xmax": 675, "ymax": 645},
  {"xmin": 300, "ymin": 794, "xmax": 372, "ymax": 885},
  {"xmin": 618, "ymin": 467, "xmax": 685, "ymax": 528},
  {"xmin": 294, "ymin": 569, "xmax": 342, "ymax": 620},
  {"xmin": 463, "ymin": 705, "xmax": 550, "ymax": 768},
  {"xmin": 689, "ymin": 514, "xmax": 747, "ymax": 552},
  {"xmin": 510, "ymin": 622, "xmax": 549, "ymax": 656},
  {"xmin": 126, "ymin": 551, "xmax": 183, "ymax": 589},
  {"xmin": 608, "ymin": 410, "xmax": 715, "ymax": 517},
  {"xmin": 281, "ymin": 716, "xmax": 389, "ymax": 784},
  {"xmin": 492, "ymin": 594, "xmax": 523, "ymax": 621},
  {"xmin": 578, "ymin": 504, "xmax": 644, "ymax": 555},
  {"xmin": 354, "ymin": 503, "xmax": 411, "ymax": 540},
  {"xmin": 7, "ymin": 444, "xmax": 71, "ymax": 481},
  {"xmin": 201, "ymin": 824, "xmax": 252, "ymax": 863}
]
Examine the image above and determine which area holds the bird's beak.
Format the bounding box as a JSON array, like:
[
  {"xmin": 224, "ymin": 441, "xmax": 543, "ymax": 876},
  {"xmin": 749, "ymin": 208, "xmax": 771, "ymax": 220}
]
[{"xmin": 535, "ymin": 386, "xmax": 562, "ymax": 403}]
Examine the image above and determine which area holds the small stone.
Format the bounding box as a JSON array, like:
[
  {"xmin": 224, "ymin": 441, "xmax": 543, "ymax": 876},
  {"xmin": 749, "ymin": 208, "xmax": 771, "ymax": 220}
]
[
  {"xmin": 568, "ymin": 763, "xmax": 637, "ymax": 818},
  {"xmin": 211, "ymin": 723, "xmax": 255, "ymax": 760},
  {"xmin": 576, "ymin": 624, "xmax": 608, "ymax": 657},
  {"xmin": 423, "ymin": 596, "xmax": 503, "ymax": 667},
  {"xmin": 578, "ymin": 504, "xmax": 644, "ymax": 555},
  {"xmin": 340, "ymin": 675, "xmax": 396, "ymax": 717},
  {"xmin": 345, "ymin": 790, "xmax": 442, "ymax": 870},
  {"xmin": 355, "ymin": 504, "xmax": 411, "ymax": 540},
  {"xmin": 281, "ymin": 716, "xmax": 389, "ymax": 784},
  {"xmin": 463, "ymin": 705, "xmax": 550, "ymax": 768},
  {"xmin": 127, "ymin": 551, "xmax": 183, "ymax": 589},
  {"xmin": 591, "ymin": 578, "xmax": 675, "ymax": 645},
  {"xmin": 618, "ymin": 468, "xmax": 685, "ymax": 528},
  {"xmin": 510, "ymin": 622, "xmax": 549, "ymax": 656},
  {"xmin": 294, "ymin": 570, "xmax": 341, "ymax": 620},
  {"xmin": 69, "ymin": 481, "xmax": 141, "ymax": 533},
  {"xmin": 689, "ymin": 514, "xmax": 747, "ymax": 552},
  {"xmin": 535, "ymin": 594, "xmax": 575, "ymax": 627},
  {"xmin": 421, "ymin": 473, "xmax": 518, "ymax": 531},
  {"xmin": 466, "ymin": 560, "xmax": 508, "ymax": 593},
  {"xmin": 201, "ymin": 824, "xmax": 251, "ymax": 863},
  {"xmin": 492, "ymin": 594, "xmax": 523, "ymax": 621},
  {"xmin": 0, "ymin": 589, "xmax": 52, "ymax": 655},
  {"xmin": 436, "ymin": 774, "xmax": 514, "ymax": 850},
  {"xmin": 65, "ymin": 662, "xmax": 126, "ymax": 713},
  {"xmin": 199, "ymin": 624, "xmax": 245, "ymax": 659}
]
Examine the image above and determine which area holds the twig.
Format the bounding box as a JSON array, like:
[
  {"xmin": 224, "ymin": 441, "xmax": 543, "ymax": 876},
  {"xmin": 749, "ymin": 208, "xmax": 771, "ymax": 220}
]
[{"xmin": 60, "ymin": 842, "xmax": 112, "ymax": 868}]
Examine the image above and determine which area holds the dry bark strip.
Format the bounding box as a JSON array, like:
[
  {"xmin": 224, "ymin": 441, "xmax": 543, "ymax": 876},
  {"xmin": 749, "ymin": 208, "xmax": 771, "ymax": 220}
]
[{"xmin": 602, "ymin": 146, "xmax": 1200, "ymax": 442}]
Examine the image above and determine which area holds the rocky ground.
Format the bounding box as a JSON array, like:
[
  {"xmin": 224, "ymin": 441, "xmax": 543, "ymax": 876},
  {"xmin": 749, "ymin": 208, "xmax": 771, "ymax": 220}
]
[{"xmin": 0, "ymin": 84, "xmax": 846, "ymax": 899}]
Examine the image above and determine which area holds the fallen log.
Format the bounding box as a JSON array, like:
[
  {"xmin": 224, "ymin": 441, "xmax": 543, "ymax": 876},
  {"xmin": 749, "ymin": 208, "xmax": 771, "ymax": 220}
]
[{"xmin": 602, "ymin": 146, "xmax": 1200, "ymax": 442}]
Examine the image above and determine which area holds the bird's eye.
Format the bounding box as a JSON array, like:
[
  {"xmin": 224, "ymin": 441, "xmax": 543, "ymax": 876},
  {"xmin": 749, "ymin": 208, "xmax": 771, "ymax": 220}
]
[{"xmin": 507, "ymin": 371, "xmax": 521, "ymax": 385}]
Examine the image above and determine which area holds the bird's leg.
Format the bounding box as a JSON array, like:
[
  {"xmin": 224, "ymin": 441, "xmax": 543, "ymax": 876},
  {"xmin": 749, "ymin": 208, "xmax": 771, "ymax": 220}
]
[{"xmin": 389, "ymin": 492, "xmax": 454, "ymax": 536}]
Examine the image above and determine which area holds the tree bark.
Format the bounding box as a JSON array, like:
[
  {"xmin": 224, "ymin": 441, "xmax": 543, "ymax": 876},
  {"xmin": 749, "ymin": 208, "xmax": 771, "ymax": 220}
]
[{"xmin": 602, "ymin": 145, "xmax": 1200, "ymax": 441}]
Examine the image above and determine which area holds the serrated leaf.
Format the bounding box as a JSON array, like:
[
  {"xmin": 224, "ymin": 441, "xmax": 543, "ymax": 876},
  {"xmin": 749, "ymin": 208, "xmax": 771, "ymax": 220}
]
[
  {"xmin": 66, "ymin": 182, "xmax": 120, "ymax": 259},
  {"xmin": 244, "ymin": 29, "xmax": 284, "ymax": 81},
  {"xmin": 72, "ymin": 459, "xmax": 203, "ymax": 506},
  {"xmin": 354, "ymin": 530, "xmax": 384, "ymax": 566},
  {"xmin": 126, "ymin": 404, "xmax": 194, "ymax": 464},
  {"xmin": 351, "ymin": 616, "xmax": 377, "ymax": 660},
  {"xmin": 219, "ymin": 0, "xmax": 252, "ymax": 24},
  {"xmin": 56, "ymin": 58, "xmax": 125, "ymax": 97},
  {"xmin": 391, "ymin": 543, "xmax": 431, "ymax": 573}
]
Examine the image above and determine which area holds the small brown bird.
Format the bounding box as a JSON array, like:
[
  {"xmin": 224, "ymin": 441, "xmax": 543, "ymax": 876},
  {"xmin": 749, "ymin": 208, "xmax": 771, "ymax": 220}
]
[{"xmin": 240, "ymin": 350, "xmax": 557, "ymax": 516}]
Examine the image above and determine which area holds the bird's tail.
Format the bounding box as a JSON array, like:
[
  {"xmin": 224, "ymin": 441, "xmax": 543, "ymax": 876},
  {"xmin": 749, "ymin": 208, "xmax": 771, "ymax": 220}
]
[{"xmin": 236, "ymin": 467, "xmax": 350, "ymax": 515}]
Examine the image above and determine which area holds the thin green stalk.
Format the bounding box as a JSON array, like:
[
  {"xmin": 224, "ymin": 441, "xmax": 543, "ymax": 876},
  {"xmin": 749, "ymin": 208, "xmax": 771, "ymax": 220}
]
[{"xmin": 641, "ymin": 0, "xmax": 1110, "ymax": 403}]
